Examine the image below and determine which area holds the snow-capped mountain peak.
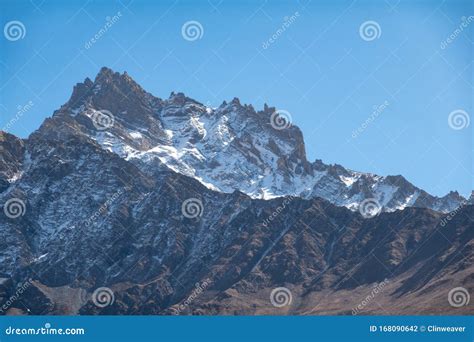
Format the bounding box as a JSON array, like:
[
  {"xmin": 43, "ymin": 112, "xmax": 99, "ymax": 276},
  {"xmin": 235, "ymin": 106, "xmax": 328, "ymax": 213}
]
[{"xmin": 43, "ymin": 67, "xmax": 467, "ymax": 212}]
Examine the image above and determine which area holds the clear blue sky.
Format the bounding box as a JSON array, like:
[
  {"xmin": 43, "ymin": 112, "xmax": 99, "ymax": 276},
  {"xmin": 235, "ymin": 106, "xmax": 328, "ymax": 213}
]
[{"xmin": 0, "ymin": 0, "xmax": 472, "ymax": 197}]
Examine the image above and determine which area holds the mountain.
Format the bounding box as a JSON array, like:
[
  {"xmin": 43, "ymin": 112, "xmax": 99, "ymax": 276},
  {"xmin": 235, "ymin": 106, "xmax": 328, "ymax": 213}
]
[
  {"xmin": 0, "ymin": 67, "xmax": 472, "ymax": 315},
  {"xmin": 46, "ymin": 67, "xmax": 466, "ymax": 213}
]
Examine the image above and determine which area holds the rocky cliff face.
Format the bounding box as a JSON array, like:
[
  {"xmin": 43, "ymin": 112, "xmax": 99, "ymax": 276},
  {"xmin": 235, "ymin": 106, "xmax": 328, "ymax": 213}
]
[
  {"xmin": 0, "ymin": 67, "xmax": 472, "ymax": 315},
  {"xmin": 0, "ymin": 132, "xmax": 25, "ymax": 193}
]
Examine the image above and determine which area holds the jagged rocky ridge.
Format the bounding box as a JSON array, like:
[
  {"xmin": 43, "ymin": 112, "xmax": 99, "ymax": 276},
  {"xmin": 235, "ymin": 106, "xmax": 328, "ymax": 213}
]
[
  {"xmin": 44, "ymin": 67, "xmax": 467, "ymax": 213},
  {"xmin": 0, "ymin": 67, "xmax": 472, "ymax": 315}
]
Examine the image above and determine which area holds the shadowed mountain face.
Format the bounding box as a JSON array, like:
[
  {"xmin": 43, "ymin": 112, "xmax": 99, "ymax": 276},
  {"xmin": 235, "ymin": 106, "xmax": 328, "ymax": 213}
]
[{"xmin": 0, "ymin": 68, "xmax": 472, "ymax": 315}]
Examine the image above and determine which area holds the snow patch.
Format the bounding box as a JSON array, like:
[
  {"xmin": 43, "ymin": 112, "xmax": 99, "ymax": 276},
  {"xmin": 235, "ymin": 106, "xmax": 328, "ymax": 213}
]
[{"xmin": 129, "ymin": 131, "xmax": 143, "ymax": 139}]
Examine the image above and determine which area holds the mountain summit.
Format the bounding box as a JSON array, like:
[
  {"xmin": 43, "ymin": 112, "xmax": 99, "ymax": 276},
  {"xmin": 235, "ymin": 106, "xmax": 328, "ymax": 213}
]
[{"xmin": 40, "ymin": 67, "xmax": 467, "ymax": 213}]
